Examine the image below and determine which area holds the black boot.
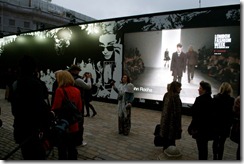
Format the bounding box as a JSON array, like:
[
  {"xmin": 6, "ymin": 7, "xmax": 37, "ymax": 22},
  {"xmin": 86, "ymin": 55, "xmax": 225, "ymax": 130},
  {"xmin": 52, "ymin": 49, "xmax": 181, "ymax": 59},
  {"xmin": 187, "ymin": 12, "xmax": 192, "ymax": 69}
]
[{"xmin": 92, "ymin": 112, "xmax": 97, "ymax": 117}]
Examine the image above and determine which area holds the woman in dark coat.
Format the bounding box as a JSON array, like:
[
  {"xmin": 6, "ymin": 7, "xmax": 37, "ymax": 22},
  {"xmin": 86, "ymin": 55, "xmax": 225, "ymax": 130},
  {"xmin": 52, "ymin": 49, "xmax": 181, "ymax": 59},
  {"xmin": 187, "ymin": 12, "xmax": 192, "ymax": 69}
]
[
  {"xmin": 188, "ymin": 81, "xmax": 215, "ymax": 160},
  {"xmin": 212, "ymin": 82, "xmax": 235, "ymax": 160},
  {"xmin": 160, "ymin": 81, "xmax": 182, "ymax": 153}
]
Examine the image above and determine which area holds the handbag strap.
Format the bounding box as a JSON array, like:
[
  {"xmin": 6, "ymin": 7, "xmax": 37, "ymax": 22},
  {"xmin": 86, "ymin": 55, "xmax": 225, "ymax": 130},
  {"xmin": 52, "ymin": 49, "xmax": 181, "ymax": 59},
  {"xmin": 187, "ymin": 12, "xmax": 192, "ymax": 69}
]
[{"xmin": 62, "ymin": 88, "xmax": 69, "ymax": 100}]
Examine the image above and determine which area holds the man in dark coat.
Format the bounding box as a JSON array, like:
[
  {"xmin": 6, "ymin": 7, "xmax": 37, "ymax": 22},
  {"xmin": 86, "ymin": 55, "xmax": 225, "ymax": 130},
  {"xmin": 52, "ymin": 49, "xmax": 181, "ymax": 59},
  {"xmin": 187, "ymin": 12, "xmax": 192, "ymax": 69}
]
[
  {"xmin": 170, "ymin": 43, "xmax": 187, "ymax": 83},
  {"xmin": 186, "ymin": 45, "xmax": 198, "ymax": 83}
]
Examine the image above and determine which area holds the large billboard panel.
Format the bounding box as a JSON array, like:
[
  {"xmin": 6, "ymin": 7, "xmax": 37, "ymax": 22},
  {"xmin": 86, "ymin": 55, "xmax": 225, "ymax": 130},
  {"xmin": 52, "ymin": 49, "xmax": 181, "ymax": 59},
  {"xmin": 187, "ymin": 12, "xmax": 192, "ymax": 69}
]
[{"xmin": 0, "ymin": 5, "xmax": 240, "ymax": 105}]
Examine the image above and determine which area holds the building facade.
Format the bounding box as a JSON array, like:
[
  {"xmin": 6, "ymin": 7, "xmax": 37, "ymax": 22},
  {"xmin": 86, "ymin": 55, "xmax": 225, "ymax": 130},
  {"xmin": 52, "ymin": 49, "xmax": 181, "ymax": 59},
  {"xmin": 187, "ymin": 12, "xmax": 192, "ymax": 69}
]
[{"xmin": 0, "ymin": 0, "xmax": 95, "ymax": 37}]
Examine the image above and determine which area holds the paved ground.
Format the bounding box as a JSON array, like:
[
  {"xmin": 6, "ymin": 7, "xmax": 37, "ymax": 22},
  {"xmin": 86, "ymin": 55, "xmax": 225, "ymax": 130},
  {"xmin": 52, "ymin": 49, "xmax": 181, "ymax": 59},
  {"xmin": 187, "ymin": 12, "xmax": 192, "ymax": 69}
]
[{"xmin": 0, "ymin": 89, "xmax": 239, "ymax": 161}]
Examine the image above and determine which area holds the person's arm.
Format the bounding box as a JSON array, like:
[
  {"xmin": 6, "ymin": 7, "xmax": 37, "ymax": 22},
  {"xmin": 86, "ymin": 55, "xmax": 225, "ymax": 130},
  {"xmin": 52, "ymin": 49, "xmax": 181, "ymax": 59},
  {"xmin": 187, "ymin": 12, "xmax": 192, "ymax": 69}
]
[
  {"xmin": 170, "ymin": 53, "xmax": 174, "ymax": 71},
  {"xmin": 75, "ymin": 78, "xmax": 91, "ymax": 90},
  {"xmin": 183, "ymin": 52, "xmax": 187, "ymax": 72},
  {"xmin": 111, "ymin": 82, "xmax": 119, "ymax": 93},
  {"xmin": 112, "ymin": 85, "xmax": 119, "ymax": 93},
  {"xmin": 51, "ymin": 88, "xmax": 63, "ymax": 111},
  {"xmin": 233, "ymin": 96, "xmax": 240, "ymax": 117},
  {"xmin": 125, "ymin": 92, "xmax": 134, "ymax": 103},
  {"xmin": 10, "ymin": 81, "xmax": 18, "ymax": 116}
]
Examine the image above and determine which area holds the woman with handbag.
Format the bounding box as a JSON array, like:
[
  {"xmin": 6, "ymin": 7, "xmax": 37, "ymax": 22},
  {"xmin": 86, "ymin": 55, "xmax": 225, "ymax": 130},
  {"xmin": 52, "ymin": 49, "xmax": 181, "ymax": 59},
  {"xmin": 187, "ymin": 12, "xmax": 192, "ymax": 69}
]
[
  {"xmin": 51, "ymin": 70, "xmax": 82, "ymax": 160},
  {"xmin": 160, "ymin": 81, "xmax": 182, "ymax": 157}
]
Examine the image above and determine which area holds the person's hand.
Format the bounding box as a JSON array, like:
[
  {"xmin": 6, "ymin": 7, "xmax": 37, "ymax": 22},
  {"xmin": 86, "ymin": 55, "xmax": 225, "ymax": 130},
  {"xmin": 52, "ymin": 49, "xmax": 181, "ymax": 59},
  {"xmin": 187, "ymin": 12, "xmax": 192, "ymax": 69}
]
[
  {"xmin": 110, "ymin": 81, "xmax": 115, "ymax": 87},
  {"xmin": 126, "ymin": 103, "xmax": 132, "ymax": 108},
  {"xmin": 50, "ymin": 111, "xmax": 55, "ymax": 119},
  {"xmin": 113, "ymin": 42, "xmax": 122, "ymax": 55}
]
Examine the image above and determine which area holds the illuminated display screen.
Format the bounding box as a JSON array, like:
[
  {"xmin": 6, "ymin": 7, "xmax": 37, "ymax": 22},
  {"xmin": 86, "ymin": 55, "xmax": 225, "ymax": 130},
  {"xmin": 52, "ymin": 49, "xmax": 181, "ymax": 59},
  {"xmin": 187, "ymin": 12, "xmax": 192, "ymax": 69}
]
[
  {"xmin": 0, "ymin": 5, "xmax": 240, "ymax": 104},
  {"xmin": 123, "ymin": 26, "xmax": 240, "ymax": 103}
]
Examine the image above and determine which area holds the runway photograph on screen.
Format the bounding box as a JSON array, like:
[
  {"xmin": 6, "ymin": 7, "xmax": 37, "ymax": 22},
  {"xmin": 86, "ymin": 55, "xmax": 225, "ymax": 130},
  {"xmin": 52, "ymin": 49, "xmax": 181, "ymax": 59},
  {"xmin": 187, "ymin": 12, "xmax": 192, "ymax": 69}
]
[{"xmin": 0, "ymin": 4, "xmax": 240, "ymax": 108}]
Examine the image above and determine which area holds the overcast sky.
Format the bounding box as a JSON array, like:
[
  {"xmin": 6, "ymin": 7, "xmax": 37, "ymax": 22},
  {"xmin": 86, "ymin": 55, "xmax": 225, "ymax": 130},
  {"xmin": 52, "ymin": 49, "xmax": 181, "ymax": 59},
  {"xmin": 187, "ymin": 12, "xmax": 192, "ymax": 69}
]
[{"xmin": 51, "ymin": 0, "xmax": 240, "ymax": 20}]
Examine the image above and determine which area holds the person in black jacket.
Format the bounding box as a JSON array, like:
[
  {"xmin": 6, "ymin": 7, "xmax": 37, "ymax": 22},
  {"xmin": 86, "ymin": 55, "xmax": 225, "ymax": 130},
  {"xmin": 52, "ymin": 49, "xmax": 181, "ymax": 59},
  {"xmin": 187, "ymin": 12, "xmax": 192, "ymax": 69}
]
[
  {"xmin": 10, "ymin": 55, "xmax": 50, "ymax": 159},
  {"xmin": 68, "ymin": 64, "xmax": 91, "ymax": 147},
  {"xmin": 232, "ymin": 95, "xmax": 240, "ymax": 160},
  {"xmin": 188, "ymin": 81, "xmax": 215, "ymax": 160},
  {"xmin": 170, "ymin": 43, "xmax": 186, "ymax": 83},
  {"xmin": 212, "ymin": 82, "xmax": 235, "ymax": 160},
  {"xmin": 164, "ymin": 48, "xmax": 170, "ymax": 68},
  {"xmin": 186, "ymin": 45, "xmax": 198, "ymax": 83},
  {"xmin": 83, "ymin": 72, "xmax": 97, "ymax": 117}
]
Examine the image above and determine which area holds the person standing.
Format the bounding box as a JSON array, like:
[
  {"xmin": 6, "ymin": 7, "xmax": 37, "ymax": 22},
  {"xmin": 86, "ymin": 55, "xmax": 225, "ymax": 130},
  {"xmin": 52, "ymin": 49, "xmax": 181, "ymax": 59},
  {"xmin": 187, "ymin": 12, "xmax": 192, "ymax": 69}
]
[
  {"xmin": 68, "ymin": 64, "xmax": 91, "ymax": 147},
  {"xmin": 164, "ymin": 48, "xmax": 170, "ymax": 68},
  {"xmin": 160, "ymin": 81, "xmax": 182, "ymax": 157},
  {"xmin": 35, "ymin": 71, "xmax": 50, "ymax": 107},
  {"xmin": 186, "ymin": 45, "xmax": 198, "ymax": 83},
  {"xmin": 231, "ymin": 95, "xmax": 240, "ymax": 160},
  {"xmin": 112, "ymin": 74, "xmax": 134, "ymax": 136},
  {"xmin": 170, "ymin": 43, "xmax": 186, "ymax": 83},
  {"xmin": 10, "ymin": 55, "xmax": 50, "ymax": 159},
  {"xmin": 187, "ymin": 81, "xmax": 215, "ymax": 160},
  {"xmin": 83, "ymin": 72, "xmax": 97, "ymax": 117},
  {"xmin": 51, "ymin": 70, "xmax": 62, "ymax": 106},
  {"xmin": 51, "ymin": 70, "xmax": 82, "ymax": 160},
  {"xmin": 212, "ymin": 82, "xmax": 235, "ymax": 160},
  {"xmin": 4, "ymin": 67, "xmax": 17, "ymax": 101}
]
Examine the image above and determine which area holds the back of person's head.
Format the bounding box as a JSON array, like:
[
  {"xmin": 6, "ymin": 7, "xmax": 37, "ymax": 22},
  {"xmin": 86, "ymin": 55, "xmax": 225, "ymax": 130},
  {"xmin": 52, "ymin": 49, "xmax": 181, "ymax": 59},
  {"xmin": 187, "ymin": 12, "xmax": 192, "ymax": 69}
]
[
  {"xmin": 57, "ymin": 70, "xmax": 75, "ymax": 87},
  {"xmin": 188, "ymin": 45, "xmax": 194, "ymax": 52},
  {"xmin": 219, "ymin": 82, "xmax": 233, "ymax": 96},
  {"xmin": 68, "ymin": 64, "xmax": 81, "ymax": 75},
  {"xmin": 200, "ymin": 81, "xmax": 212, "ymax": 94},
  {"xmin": 169, "ymin": 81, "xmax": 181, "ymax": 94},
  {"xmin": 84, "ymin": 72, "xmax": 90, "ymax": 77},
  {"xmin": 18, "ymin": 55, "xmax": 37, "ymax": 76},
  {"xmin": 167, "ymin": 83, "xmax": 171, "ymax": 92},
  {"xmin": 126, "ymin": 75, "xmax": 131, "ymax": 83},
  {"xmin": 54, "ymin": 70, "xmax": 62, "ymax": 78}
]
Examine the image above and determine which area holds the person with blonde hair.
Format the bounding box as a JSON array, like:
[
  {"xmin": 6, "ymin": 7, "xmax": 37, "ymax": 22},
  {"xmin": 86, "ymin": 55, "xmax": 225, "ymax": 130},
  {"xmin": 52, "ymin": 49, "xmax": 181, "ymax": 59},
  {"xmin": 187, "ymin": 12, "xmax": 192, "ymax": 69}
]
[
  {"xmin": 51, "ymin": 70, "xmax": 82, "ymax": 160},
  {"xmin": 212, "ymin": 82, "xmax": 235, "ymax": 160}
]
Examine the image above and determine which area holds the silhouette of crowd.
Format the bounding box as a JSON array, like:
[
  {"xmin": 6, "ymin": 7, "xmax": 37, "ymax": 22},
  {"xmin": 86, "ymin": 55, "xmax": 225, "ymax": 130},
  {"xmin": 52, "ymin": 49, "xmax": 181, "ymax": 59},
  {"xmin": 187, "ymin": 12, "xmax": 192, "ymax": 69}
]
[
  {"xmin": 124, "ymin": 48, "xmax": 145, "ymax": 81},
  {"xmin": 197, "ymin": 46, "xmax": 240, "ymax": 90},
  {"xmin": 3, "ymin": 55, "xmax": 240, "ymax": 160}
]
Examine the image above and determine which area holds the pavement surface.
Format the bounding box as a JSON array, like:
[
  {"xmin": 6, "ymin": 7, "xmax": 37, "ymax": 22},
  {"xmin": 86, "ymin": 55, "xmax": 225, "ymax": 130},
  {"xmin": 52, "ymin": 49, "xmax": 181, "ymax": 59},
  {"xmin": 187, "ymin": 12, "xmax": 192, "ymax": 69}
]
[{"xmin": 0, "ymin": 89, "xmax": 239, "ymax": 161}]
